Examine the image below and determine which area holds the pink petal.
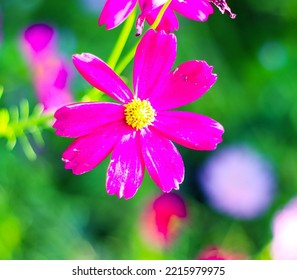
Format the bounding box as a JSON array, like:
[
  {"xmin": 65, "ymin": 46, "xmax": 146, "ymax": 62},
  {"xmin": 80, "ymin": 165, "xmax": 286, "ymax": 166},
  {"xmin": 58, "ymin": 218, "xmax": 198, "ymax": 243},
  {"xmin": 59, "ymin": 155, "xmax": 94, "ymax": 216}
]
[
  {"xmin": 73, "ymin": 53, "xmax": 133, "ymax": 103},
  {"xmin": 106, "ymin": 131, "xmax": 144, "ymax": 199},
  {"xmin": 143, "ymin": 5, "xmax": 179, "ymax": 33},
  {"xmin": 98, "ymin": 0, "xmax": 137, "ymax": 29},
  {"xmin": 133, "ymin": 29, "xmax": 176, "ymax": 100},
  {"xmin": 209, "ymin": 0, "xmax": 236, "ymax": 19},
  {"xmin": 140, "ymin": 128, "xmax": 184, "ymax": 192},
  {"xmin": 153, "ymin": 111, "xmax": 224, "ymax": 150},
  {"xmin": 150, "ymin": 60, "xmax": 217, "ymax": 111},
  {"xmin": 171, "ymin": 0, "xmax": 213, "ymax": 22},
  {"xmin": 136, "ymin": 0, "xmax": 171, "ymax": 35},
  {"xmin": 53, "ymin": 102, "xmax": 125, "ymax": 138},
  {"xmin": 62, "ymin": 121, "xmax": 129, "ymax": 175},
  {"xmin": 139, "ymin": 0, "xmax": 168, "ymax": 11}
]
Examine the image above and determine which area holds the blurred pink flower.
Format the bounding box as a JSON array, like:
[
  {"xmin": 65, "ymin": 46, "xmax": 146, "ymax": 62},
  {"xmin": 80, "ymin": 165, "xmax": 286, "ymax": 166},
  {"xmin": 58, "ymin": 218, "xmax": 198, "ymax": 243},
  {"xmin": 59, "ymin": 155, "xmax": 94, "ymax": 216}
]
[
  {"xmin": 140, "ymin": 193, "xmax": 187, "ymax": 247},
  {"xmin": 198, "ymin": 246, "xmax": 246, "ymax": 260},
  {"xmin": 22, "ymin": 23, "xmax": 55, "ymax": 56},
  {"xmin": 271, "ymin": 198, "xmax": 297, "ymax": 259},
  {"xmin": 199, "ymin": 145, "xmax": 276, "ymax": 219},
  {"xmin": 53, "ymin": 29, "xmax": 224, "ymax": 199},
  {"xmin": 21, "ymin": 23, "xmax": 73, "ymax": 112}
]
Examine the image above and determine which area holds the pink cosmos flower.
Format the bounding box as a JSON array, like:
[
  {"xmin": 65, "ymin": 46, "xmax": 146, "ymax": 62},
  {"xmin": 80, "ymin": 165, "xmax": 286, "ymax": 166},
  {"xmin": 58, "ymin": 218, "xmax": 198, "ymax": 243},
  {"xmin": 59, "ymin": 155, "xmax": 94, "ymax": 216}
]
[
  {"xmin": 136, "ymin": 0, "xmax": 214, "ymax": 35},
  {"xmin": 140, "ymin": 193, "xmax": 187, "ymax": 247},
  {"xmin": 53, "ymin": 29, "xmax": 224, "ymax": 199},
  {"xmin": 21, "ymin": 23, "xmax": 73, "ymax": 112},
  {"xmin": 99, "ymin": 0, "xmax": 235, "ymax": 35}
]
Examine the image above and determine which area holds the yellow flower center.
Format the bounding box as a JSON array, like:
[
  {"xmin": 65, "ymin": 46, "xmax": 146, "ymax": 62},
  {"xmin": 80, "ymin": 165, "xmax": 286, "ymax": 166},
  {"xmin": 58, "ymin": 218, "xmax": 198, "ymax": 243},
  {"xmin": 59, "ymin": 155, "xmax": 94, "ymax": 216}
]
[{"xmin": 124, "ymin": 98, "xmax": 156, "ymax": 130}]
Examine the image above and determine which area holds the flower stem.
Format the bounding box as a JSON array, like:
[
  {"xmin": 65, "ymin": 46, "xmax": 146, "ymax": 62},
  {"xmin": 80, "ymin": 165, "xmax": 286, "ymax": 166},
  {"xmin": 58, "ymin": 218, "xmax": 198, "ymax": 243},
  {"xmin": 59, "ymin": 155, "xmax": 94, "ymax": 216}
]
[
  {"xmin": 107, "ymin": 8, "xmax": 136, "ymax": 70},
  {"xmin": 82, "ymin": 8, "xmax": 137, "ymax": 101},
  {"xmin": 151, "ymin": 0, "xmax": 172, "ymax": 30},
  {"xmin": 115, "ymin": 1, "xmax": 173, "ymax": 75},
  {"xmin": 115, "ymin": 42, "xmax": 138, "ymax": 75}
]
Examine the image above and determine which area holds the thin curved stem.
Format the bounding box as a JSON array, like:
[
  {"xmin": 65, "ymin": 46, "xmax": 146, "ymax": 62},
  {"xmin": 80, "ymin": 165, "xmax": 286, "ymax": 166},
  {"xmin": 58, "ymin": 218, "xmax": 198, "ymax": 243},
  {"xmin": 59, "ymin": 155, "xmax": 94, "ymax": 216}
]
[
  {"xmin": 115, "ymin": 1, "xmax": 173, "ymax": 75},
  {"xmin": 107, "ymin": 8, "xmax": 136, "ymax": 70},
  {"xmin": 83, "ymin": 9, "xmax": 137, "ymax": 101},
  {"xmin": 115, "ymin": 42, "xmax": 138, "ymax": 75}
]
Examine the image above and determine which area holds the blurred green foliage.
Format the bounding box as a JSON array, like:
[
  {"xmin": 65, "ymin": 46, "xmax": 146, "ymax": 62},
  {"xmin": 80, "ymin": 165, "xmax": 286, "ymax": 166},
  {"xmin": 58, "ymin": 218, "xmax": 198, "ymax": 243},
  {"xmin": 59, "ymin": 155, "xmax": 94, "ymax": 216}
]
[{"xmin": 0, "ymin": 0, "xmax": 297, "ymax": 259}]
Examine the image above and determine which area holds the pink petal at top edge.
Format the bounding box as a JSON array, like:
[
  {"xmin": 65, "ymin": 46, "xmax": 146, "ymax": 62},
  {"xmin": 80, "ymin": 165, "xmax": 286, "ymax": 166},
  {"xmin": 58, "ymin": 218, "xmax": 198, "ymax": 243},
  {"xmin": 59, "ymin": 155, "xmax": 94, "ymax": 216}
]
[
  {"xmin": 209, "ymin": 0, "xmax": 236, "ymax": 19},
  {"xmin": 62, "ymin": 120, "xmax": 130, "ymax": 175},
  {"xmin": 140, "ymin": 127, "xmax": 184, "ymax": 192},
  {"xmin": 136, "ymin": 0, "xmax": 171, "ymax": 35},
  {"xmin": 150, "ymin": 60, "xmax": 217, "ymax": 111},
  {"xmin": 153, "ymin": 111, "xmax": 224, "ymax": 150},
  {"xmin": 142, "ymin": 5, "xmax": 179, "ymax": 34},
  {"xmin": 133, "ymin": 29, "xmax": 176, "ymax": 100},
  {"xmin": 73, "ymin": 53, "xmax": 133, "ymax": 103},
  {"xmin": 98, "ymin": 0, "xmax": 137, "ymax": 29},
  {"xmin": 106, "ymin": 131, "xmax": 145, "ymax": 199},
  {"xmin": 171, "ymin": 0, "xmax": 213, "ymax": 22},
  {"xmin": 53, "ymin": 102, "xmax": 125, "ymax": 138},
  {"xmin": 138, "ymin": 0, "xmax": 168, "ymax": 12}
]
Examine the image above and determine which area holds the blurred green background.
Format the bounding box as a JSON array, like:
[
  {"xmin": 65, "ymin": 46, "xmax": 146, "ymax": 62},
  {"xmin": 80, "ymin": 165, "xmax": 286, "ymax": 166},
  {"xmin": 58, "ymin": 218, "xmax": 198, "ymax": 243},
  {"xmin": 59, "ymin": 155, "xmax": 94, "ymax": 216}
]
[{"xmin": 0, "ymin": 0, "xmax": 297, "ymax": 259}]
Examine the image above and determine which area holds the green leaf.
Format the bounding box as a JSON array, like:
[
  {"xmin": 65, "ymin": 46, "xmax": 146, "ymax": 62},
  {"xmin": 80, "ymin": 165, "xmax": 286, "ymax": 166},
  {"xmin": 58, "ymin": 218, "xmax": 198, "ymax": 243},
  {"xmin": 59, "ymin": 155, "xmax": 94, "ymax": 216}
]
[
  {"xmin": 0, "ymin": 98, "xmax": 52, "ymax": 160},
  {"xmin": 19, "ymin": 135, "xmax": 37, "ymax": 161},
  {"xmin": 0, "ymin": 108, "xmax": 10, "ymax": 135},
  {"xmin": 20, "ymin": 99, "xmax": 30, "ymax": 121}
]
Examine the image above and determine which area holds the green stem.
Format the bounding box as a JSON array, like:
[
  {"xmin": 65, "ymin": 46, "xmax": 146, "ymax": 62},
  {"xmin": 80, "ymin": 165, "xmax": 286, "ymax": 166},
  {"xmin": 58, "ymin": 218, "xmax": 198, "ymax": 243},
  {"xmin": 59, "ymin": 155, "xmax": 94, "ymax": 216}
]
[
  {"xmin": 115, "ymin": 0, "xmax": 173, "ymax": 75},
  {"xmin": 151, "ymin": 0, "xmax": 172, "ymax": 30},
  {"xmin": 80, "ymin": 88, "xmax": 103, "ymax": 102},
  {"xmin": 107, "ymin": 8, "xmax": 136, "ymax": 70},
  {"xmin": 82, "ymin": 9, "xmax": 136, "ymax": 101},
  {"xmin": 115, "ymin": 42, "xmax": 138, "ymax": 75},
  {"xmin": 83, "ymin": 1, "xmax": 172, "ymax": 97}
]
